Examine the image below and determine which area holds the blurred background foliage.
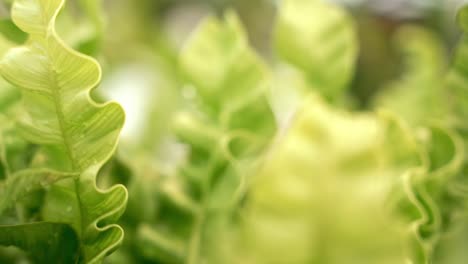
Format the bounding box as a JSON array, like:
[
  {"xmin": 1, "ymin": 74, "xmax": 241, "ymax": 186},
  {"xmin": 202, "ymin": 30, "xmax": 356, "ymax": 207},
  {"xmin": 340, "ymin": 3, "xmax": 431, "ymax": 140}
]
[
  {"xmin": 40, "ymin": 0, "xmax": 468, "ymax": 129},
  {"xmin": 95, "ymin": 1, "xmax": 468, "ymax": 263},
  {"xmin": 15, "ymin": 0, "xmax": 459, "ymax": 144}
]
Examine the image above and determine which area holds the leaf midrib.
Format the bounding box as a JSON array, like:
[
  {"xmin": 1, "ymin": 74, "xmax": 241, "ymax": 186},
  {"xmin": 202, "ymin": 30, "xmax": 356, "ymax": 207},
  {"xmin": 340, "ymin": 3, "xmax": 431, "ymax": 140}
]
[
  {"xmin": 43, "ymin": 23, "xmax": 85, "ymax": 247},
  {"xmin": 47, "ymin": 57, "xmax": 85, "ymax": 234},
  {"xmin": 48, "ymin": 66, "xmax": 78, "ymax": 170}
]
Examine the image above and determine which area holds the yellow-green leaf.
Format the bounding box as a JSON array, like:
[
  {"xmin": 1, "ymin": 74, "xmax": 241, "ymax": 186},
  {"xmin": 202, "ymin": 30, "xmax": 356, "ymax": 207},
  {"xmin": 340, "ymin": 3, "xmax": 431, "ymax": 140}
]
[
  {"xmin": 0, "ymin": 0, "xmax": 127, "ymax": 262},
  {"xmin": 274, "ymin": 0, "xmax": 358, "ymax": 102}
]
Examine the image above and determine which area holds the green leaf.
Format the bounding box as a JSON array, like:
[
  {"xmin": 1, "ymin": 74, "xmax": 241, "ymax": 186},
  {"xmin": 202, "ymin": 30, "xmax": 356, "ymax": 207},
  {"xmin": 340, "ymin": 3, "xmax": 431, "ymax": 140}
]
[
  {"xmin": 418, "ymin": 7, "xmax": 468, "ymax": 262},
  {"xmin": 135, "ymin": 224, "xmax": 185, "ymax": 264},
  {"xmin": 55, "ymin": 0, "xmax": 105, "ymax": 55},
  {"xmin": 0, "ymin": 222, "xmax": 79, "ymax": 263},
  {"xmin": 177, "ymin": 10, "xmax": 277, "ymax": 203},
  {"xmin": 397, "ymin": 126, "xmax": 465, "ymax": 263},
  {"xmin": 178, "ymin": 10, "xmax": 276, "ymax": 155},
  {"xmin": 42, "ymin": 168, "xmax": 128, "ymax": 263},
  {"xmin": 274, "ymin": 0, "xmax": 358, "ymax": 102},
  {"xmin": 0, "ymin": 79, "xmax": 20, "ymax": 113},
  {"xmin": 458, "ymin": 5, "xmax": 468, "ymax": 33},
  {"xmin": 141, "ymin": 11, "xmax": 278, "ymax": 264},
  {"xmin": 180, "ymin": 11, "xmax": 274, "ymax": 124},
  {"xmin": 0, "ymin": 120, "xmax": 36, "ymax": 178},
  {"xmin": 0, "ymin": 168, "xmax": 76, "ymax": 215},
  {"xmin": 180, "ymin": 11, "xmax": 250, "ymax": 105},
  {"xmin": 447, "ymin": 5, "xmax": 468, "ymax": 128},
  {"xmin": 78, "ymin": 0, "xmax": 105, "ymax": 33},
  {"xmin": 241, "ymin": 95, "xmax": 409, "ymax": 264},
  {"xmin": 0, "ymin": 0, "xmax": 127, "ymax": 262},
  {"xmin": 1, "ymin": 0, "xmax": 124, "ymax": 171},
  {"xmin": 0, "ymin": 19, "xmax": 27, "ymax": 44},
  {"xmin": 374, "ymin": 26, "xmax": 448, "ymax": 126}
]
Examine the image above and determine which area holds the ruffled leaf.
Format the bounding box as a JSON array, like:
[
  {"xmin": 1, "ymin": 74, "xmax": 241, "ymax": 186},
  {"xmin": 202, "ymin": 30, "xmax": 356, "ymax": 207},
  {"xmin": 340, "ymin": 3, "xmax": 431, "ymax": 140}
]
[
  {"xmin": 410, "ymin": 5, "xmax": 468, "ymax": 263},
  {"xmin": 0, "ymin": 0, "xmax": 127, "ymax": 262},
  {"xmin": 397, "ymin": 126, "xmax": 464, "ymax": 263},
  {"xmin": 1, "ymin": 0, "xmax": 124, "ymax": 171},
  {"xmin": 42, "ymin": 167, "xmax": 127, "ymax": 263}
]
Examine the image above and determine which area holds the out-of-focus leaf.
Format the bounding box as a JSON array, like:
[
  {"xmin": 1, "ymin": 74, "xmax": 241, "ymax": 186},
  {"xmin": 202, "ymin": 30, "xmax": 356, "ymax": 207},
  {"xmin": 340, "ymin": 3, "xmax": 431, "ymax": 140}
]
[
  {"xmin": 135, "ymin": 224, "xmax": 185, "ymax": 264},
  {"xmin": 0, "ymin": 222, "xmax": 79, "ymax": 263},
  {"xmin": 397, "ymin": 127, "xmax": 464, "ymax": 263},
  {"xmin": 0, "ymin": 0, "xmax": 127, "ymax": 262},
  {"xmin": 78, "ymin": 0, "xmax": 105, "ymax": 32},
  {"xmin": 180, "ymin": 11, "xmax": 274, "ymax": 130},
  {"xmin": 0, "ymin": 169, "xmax": 76, "ymax": 215},
  {"xmin": 180, "ymin": 11, "xmax": 251, "ymax": 105},
  {"xmin": 373, "ymin": 10, "xmax": 468, "ymax": 261},
  {"xmin": 75, "ymin": 0, "xmax": 105, "ymax": 55},
  {"xmin": 249, "ymin": 96, "xmax": 463, "ymax": 264},
  {"xmin": 374, "ymin": 26, "xmax": 448, "ymax": 126},
  {"xmin": 140, "ymin": 11, "xmax": 278, "ymax": 264},
  {"xmin": 240, "ymin": 95, "xmax": 410, "ymax": 264},
  {"xmin": 0, "ymin": 82, "xmax": 20, "ymax": 113},
  {"xmin": 447, "ymin": 5, "xmax": 468, "ymax": 128},
  {"xmin": 274, "ymin": 0, "xmax": 358, "ymax": 102},
  {"xmin": 54, "ymin": 0, "xmax": 104, "ymax": 55},
  {"xmin": 0, "ymin": 120, "xmax": 36, "ymax": 178},
  {"xmin": 177, "ymin": 10, "xmax": 276, "ymax": 164},
  {"xmin": 0, "ymin": 19, "xmax": 26, "ymax": 44},
  {"xmin": 413, "ymin": 5, "xmax": 468, "ymax": 263}
]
